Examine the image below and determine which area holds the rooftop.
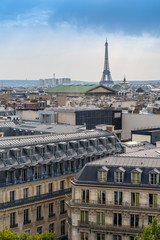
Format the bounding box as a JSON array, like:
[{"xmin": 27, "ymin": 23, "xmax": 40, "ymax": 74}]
[
  {"xmin": 47, "ymin": 84, "xmax": 98, "ymax": 93},
  {"xmin": 0, "ymin": 129, "xmax": 111, "ymax": 149}
]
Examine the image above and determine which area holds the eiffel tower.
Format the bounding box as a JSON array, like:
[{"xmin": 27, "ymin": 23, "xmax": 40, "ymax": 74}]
[{"xmin": 100, "ymin": 39, "xmax": 114, "ymax": 85}]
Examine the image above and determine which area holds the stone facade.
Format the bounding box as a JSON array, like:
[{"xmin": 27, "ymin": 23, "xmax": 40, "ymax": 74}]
[{"xmin": 67, "ymin": 156, "xmax": 160, "ymax": 240}]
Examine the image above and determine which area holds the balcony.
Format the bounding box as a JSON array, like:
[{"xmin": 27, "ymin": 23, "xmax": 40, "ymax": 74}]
[
  {"xmin": 60, "ymin": 210, "xmax": 67, "ymax": 215},
  {"xmin": 10, "ymin": 223, "xmax": 18, "ymax": 229},
  {"xmin": 0, "ymin": 188, "xmax": 71, "ymax": 210},
  {"xmin": 48, "ymin": 213, "xmax": 55, "ymax": 218},
  {"xmin": 24, "ymin": 220, "xmax": 31, "ymax": 225},
  {"xmin": 78, "ymin": 221, "xmax": 142, "ymax": 234},
  {"xmin": 71, "ymin": 199, "xmax": 160, "ymax": 212},
  {"xmin": 37, "ymin": 216, "xmax": 44, "ymax": 221}
]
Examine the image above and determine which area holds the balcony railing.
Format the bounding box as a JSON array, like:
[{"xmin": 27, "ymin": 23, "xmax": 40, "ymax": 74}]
[
  {"xmin": 37, "ymin": 216, "xmax": 44, "ymax": 221},
  {"xmin": 10, "ymin": 223, "xmax": 18, "ymax": 228},
  {"xmin": 0, "ymin": 188, "xmax": 71, "ymax": 210},
  {"xmin": 60, "ymin": 210, "xmax": 67, "ymax": 215},
  {"xmin": 24, "ymin": 220, "xmax": 31, "ymax": 225},
  {"xmin": 72, "ymin": 199, "xmax": 159, "ymax": 211},
  {"xmin": 78, "ymin": 221, "xmax": 142, "ymax": 234}
]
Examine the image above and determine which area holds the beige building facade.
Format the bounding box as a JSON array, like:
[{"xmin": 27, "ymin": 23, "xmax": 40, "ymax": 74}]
[{"xmin": 67, "ymin": 156, "xmax": 160, "ymax": 240}]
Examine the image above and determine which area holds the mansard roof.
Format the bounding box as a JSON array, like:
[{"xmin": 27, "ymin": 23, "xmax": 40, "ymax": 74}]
[
  {"xmin": 0, "ymin": 129, "xmax": 111, "ymax": 149},
  {"xmin": 74, "ymin": 155, "xmax": 160, "ymax": 188},
  {"xmin": 0, "ymin": 130, "xmax": 123, "ymax": 171}
]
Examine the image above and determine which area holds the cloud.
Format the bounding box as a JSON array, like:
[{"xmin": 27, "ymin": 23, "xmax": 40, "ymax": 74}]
[{"xmin": 0, "ymin": 0, "xmax": 160, "ymax": 36}]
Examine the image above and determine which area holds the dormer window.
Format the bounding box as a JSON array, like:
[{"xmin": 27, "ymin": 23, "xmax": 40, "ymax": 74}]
[
  {"xmin": 11, "ymin": 148, "xmax": 21, "ymax": 160},
  {"xmin": 36, "ymin": 145, "xmax": 45, "ymax": 156},
  {"xmin": 69, "ymin": 141, "xmax": 78, "ymax": 152},
  {"xmin": 47, "ymin": 143, "xmax": 56, "ymax": 153},
  {"xmin": 149, "ymin": 169, "xmax": 160, "ymax": 185},
  {"xmin": 131, "ymin": 168, "xmax": 142, "ymax": 184},
  {"xmin": 58, "ymin": 142, "xmax": 67, "ymax": 152},
  {"xmin": 98, "ymin": 166, "xmax": 109, "ymax": 183},
  {"xmin": 0, "ymin": 150, "xmax": 7, "ymax": 160},
  {"xmin": 114, "ymin": 167, "xmax": 125, "ymax": 183},
  {"xmin": 23, "ymin": 147, "xmax": 33, "ymax": 157}
]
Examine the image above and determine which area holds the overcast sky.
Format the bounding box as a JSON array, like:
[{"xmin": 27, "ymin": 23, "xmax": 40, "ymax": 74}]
[{"xmin": 0, "ymin": 0, "xmax": 160, "ymax": 81}]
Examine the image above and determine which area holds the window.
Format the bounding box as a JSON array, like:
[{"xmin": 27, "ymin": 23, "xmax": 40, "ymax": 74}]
[
  {"xmin": 37, "ymin": 226, "xmax": 42, "ymax": 234},
  {"xmin": 113, "ymin": 236, "xmax": 122, "ymax": 240},
  {"xmin": 150, "ymin": 173, "xmax": 158, "ymax": 184},
  {"xmin": 114, "ymin": 213, "xmax": 122, "ymax": 226},
  {"xmin": 22, "ymin": 169, "xmax": 27, "ymax": 182},
  {"xmin": 60, "ymin": 180, "xmax": 65, "ymax": 190},
  {"xmin": 149, "ymin": 194, "xmax": 158, "ymax": 208},
  {"xmin": 132, "ymin": 173, "xmax": 140, "ymax": 184},
  {"xmin": 8, "ymin": 171, "xmax": 14, "ymax": 184},
  {"xmin": 24, "ymin": 188, "xmax": 28, "ymax": 199},
  {"xmin": 97, "ymin": 212, "xmax": 105, "ymax": 225},
  {"xmin": 148, "ymin": 216, "xmax": 154, "ymax": 224},
  {"xmin": 36, "ymin": 185, "xmax": 41, "ymax": 196},
  {"xmin": 81, "ymin": 211, "xmax": 88, "ymax": 224},
  {"xmin": 49, "ymin": 203, "xmax": 54, "ymax": 217},
  {"xmin": 131, "ymin": 193, "xmax": 140, "ymax": 207},
  {"xmin": 10, "ymin": 212, "xmax": 16, "ymax": 228},
  {"xmin": 80, "ymin": 232, "xmax": 89, "ymax": 240},
  {"xmin": 82, "ymin": 190, "xmax": 89, "ymax": 203},
  {"xmin": 97, "ymin": 233, "xmax": 105, "ymax": 240},
  {"xmin": 24, "ymin": 209, "xmax": 30, "ymax": 224},
  {"xmin": 61, "ymin": 220, "xmax": 65, "ymax": 235},
  {"xmin": 35, "ymin": 167, "xmax": 41, "ymax": 179},
  {"xmin": 47, "ymin": 165, "xmax": 52, "ymax": 177},
  {"xmin": 37, "ymin": 206, "xmax": 43, "ymax": 221},
  {"xmin": 98, "ymin": 191, "xmax": 105, "ymax": 204},
  {"xmin": 130, "ymin": 237, "xmax": 135, "ymax": 240},
  {"xmin": 99, "ymin": 171, "xmax": 107, "ymax": 182},
  {"xmin": 114, "ymin": 192, "xmax": 122, "ymax": 205},
  {"xmin": 60, "ymin": 200, "xmax": 65, "ymax": 214},
  {"xmin": 115, "ymin": 172, "xmax": 122, "ymax": 183},
  {"xmin": 48, "ymin": 183, "xmax": 53, "ymax": 193},
  {"xmin": 130, "ymin": 214, "xmax": 139, "ymax": 228},
  {"xmin": 131, "ymin": 168, "xmax": 142, "ymax": 184},
  {"xmin": 49, "ymin": 223, "xmax": 54, "ymax": 233},
  {"xmin": 10, "ymin": 191, "xmax": 15, "ymax": 202}
]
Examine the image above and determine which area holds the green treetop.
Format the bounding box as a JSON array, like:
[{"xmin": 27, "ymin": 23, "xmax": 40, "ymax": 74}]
[
  {"xmin": 136, "ymin": 217, "xmax": 160, "ymax": 240},
  {"xmin": 0, "ymin": 227, "xmax": 56, "ymax": 240}
]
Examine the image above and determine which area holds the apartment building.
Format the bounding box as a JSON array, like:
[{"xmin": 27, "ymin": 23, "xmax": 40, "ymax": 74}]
[
  {"xmin": 0, "ymin": 129, "xmax": 123, "ymax": 239},
  {"xmin": 67, "ymin": 155, "xmax": 160, "ymax": 240}
]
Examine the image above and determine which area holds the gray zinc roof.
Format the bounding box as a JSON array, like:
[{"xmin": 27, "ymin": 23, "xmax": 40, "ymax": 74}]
[{"xmin": 0, "ymin": 129, "xmax": 111, "ymax": 149}]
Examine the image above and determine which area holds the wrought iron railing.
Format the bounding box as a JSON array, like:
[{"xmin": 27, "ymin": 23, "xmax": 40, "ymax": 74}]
[
  {"xmin": 0, "ymin": 188, "xmax": 71, "ymax": 210},
  {"xmin": 72, "ymin": 199, "xmax": 159, "ymax": 211}
]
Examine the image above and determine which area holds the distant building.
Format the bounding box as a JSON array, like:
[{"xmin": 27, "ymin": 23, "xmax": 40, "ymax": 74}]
[
  {"xmin": 122, "ymin": 113, "xmax": 160, "ymax": 140},
  {"xmin": 46, "ymin": 85, "xmax": 116, "ymax": 106},
  {"xmin": 40, "ymin": 78, "xmax": 71, "ymax": 88},
  {"xmin": 131, "ymin": 128, "xmax": 160, "ymax": 145},
  {"xmin": 38, "ymin": 108, "xmax": 122, "ymax": 136}
]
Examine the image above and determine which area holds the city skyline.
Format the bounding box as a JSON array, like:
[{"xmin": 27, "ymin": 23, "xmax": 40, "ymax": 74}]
[{"xmin": 0, "ymin": 0, "xmax": 160, "ymax": 81}]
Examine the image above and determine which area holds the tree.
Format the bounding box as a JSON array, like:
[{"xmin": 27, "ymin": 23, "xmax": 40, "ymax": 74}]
[
  {"xmin": 0, "ymin": 227, "xmax": 56, "ymax": 240},
  {"xmin": 136, "ymin": 217, "xmax": 160, "ymax": 240}
]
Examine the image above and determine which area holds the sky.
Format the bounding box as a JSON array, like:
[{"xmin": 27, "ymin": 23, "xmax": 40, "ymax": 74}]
[{"xmin": 0, "ymin": 0, "xmax": 160, "ymax": 82}]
